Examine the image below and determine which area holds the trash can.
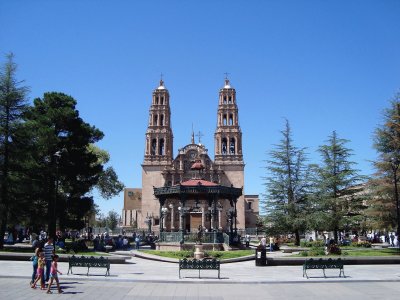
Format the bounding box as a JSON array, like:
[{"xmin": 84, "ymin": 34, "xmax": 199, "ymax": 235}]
[{"xmin": 255, "ymin": 248, "xmax": 267, "ymax": 266}]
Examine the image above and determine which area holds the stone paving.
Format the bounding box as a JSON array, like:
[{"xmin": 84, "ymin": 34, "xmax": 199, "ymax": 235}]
[{"xmin": 1, "ymin": 253, "xmax": 400, "ymax": 299}]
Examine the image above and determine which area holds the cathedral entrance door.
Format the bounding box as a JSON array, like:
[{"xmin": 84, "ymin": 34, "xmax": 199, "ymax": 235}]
[{"xmin": 190, "ymin": 213, "xmax": 202, "ymax": 233}]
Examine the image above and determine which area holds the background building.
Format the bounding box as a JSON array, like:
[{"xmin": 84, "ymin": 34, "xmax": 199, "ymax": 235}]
[{"xmin": 122, "ymin": 79, "xmax": 259, "ymax": 231}]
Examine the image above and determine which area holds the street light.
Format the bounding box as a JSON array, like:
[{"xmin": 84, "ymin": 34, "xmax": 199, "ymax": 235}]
[
  {"xmin": 160, "ymin": 207, "xmax": 168, "ymax": 232},
  {"xmin": 144, "ymin": 214, "xmax": 152, "ymax": 234},
  {"xmin": 53, "ymin": 151, "xmax": 61, "ymax": 252}
]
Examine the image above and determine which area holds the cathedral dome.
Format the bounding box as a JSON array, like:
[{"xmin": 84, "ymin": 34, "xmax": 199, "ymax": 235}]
[{"xmin": 191, "ymin": 159, "xmax": 204, "ymax": 170}]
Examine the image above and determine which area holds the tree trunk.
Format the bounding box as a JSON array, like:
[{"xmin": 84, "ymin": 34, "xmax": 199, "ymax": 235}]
[
  {"xmin": 295, "ymin": 230, "xmax": 300, "ymax": 246},
  {"xmin": 334, "ymin": 228, "xmax": 339, "ymax": 244},
  {"xmin": 0, "ymin": 210, "xmax": 8, "ymax": 249}
]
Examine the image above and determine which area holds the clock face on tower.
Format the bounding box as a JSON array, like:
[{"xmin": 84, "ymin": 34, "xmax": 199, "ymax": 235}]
[{"xmin": 188, "ymin": 150, "xmax": 197, "ymax": 159}]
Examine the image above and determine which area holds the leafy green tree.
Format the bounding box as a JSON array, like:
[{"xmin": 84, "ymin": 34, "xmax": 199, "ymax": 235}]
[
  {"xmin": 312, "ymin": 131, "xmax": 365, "ymax": 242},
  {"xmin": 0, "ymin": 53, "xmax": 29, "ymax": 248},
  {"xmin": 263, "ymin": 120, "xmax": 311, "ymax": 245},
  {"xmin": 371, "ymin": 94, "xmax": 400, "ymax": 239},
  {"xmin": 22, "ymin": 92, "xmax": 105, "ymax": 237},
  {"xmin": 87, "ymin": 144, "xmax": 124, "ymax": 199},
  {"xmin": 106, "ymin": 210, "xmax": 119, "ymax": 231}
]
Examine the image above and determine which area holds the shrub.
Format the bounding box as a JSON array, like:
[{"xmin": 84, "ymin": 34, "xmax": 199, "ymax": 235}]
[
  {"xmin": 328, "ymin": 244, "xmax": 341, "ymax": 255},
  {"xmin": 65, "ymin": 239, "xmax": 89, "ymax": 253},
  {"xmin": 351, "ymin": 241, "xmax": 371, "ymax": 248},
  {"xmin": 300, "ymin": 240, "xmax": 325, "ymax": 248}
]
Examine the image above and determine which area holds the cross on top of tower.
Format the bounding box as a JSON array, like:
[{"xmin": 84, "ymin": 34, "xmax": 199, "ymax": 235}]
[
  {"xmin": 159, "ymin": 73, "xmax": 164, "ymax": 88},
  {"xmin": 196, "ymin": 131, "xmax": 204, "ymax": 144},
  {"xmin": 224, "ymin": 72, "xmax": 231, "ymax": 88}
]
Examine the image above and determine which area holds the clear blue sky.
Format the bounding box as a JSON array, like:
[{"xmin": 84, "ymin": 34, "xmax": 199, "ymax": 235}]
[{"xmin": 1, "ymin": 0, "xmax": 400, "ymax": 216}]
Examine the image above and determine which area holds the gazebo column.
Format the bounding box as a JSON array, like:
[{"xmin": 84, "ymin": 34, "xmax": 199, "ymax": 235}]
[
  {"xmin": 169, "ymin": 203, "xmax": 175, "ymax": 230},
  {"xmin": 234, "ymin": 197, "xmax": 238, "ymax": 233},
  {"xmin": 179, "ymin": 195, "xmax": 186, "ymax": 232},
  {"xmin": 201, "ymin": 205, "xmax": 206, "ymax": 228},
  {"xmin": 159, "ymin": 197, "xmax": 166, "ymax": 232},
  {"xmin": 218, "ymin": 207, "xmax": 222, "ymax": 230}
]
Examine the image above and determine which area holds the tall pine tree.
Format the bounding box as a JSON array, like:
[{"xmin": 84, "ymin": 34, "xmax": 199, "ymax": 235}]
[
  {"xmin": 263, "ymin": 120, "xmax": 310, "ymax": 245},
  {"xmin": 313, "ymin": 131, "xmax": 365, "ymax": 242},
  {"xmin": 0, "ymin": 53, "xmax": 29, "ymax": 248},
  {"xmin": 371, "ymin": 94, "xmax": 400, "ymax": 240}
]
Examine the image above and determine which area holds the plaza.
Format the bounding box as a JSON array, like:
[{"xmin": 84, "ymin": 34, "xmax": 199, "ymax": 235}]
[{"xmin": 1, "ymin": 253, "xmax": 400, "ymax": 299}]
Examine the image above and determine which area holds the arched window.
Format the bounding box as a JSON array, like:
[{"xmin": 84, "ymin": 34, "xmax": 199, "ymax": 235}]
[
  {"xmin": 160, "ymin": 96, "xmax": 164, "ymax": 105},
  {"xmin": 159, "ymin": 138, "xmax": 165, "ymax": 155},
  {"xmin": 230, "ymin": 138, "xmax": 235, "ymax": 154},
  {"xmin": 229, "ymin": 114, "xmax": 233, "ymax": 125},
  {"xmin": 222, "ymin": 138, "xmax": 227, "ymax": 155},
  {"xmin": 223, "ymin": 114, "xmax": 227, "ymax": 126},
  {"xmin": 151, "ymin": 139, "xmax": 157, "ymax": 155},
  {"xmin": 155, "ymin": 97, "xmax": 159, "ymax": 105},
  {"xmin": 160, "ymin": 114, "xmax": 164, "ymax": 126},
  {"xmin": 223, "ymin": 96, "xmax": 227, "ymax": 104},
  {"xmin": 228, "ymin": 96, "xmax": 232, "ymax": 103},
  {"xmin": 153, "ymin": 115, "xmax": 158, "ymax": 126}
]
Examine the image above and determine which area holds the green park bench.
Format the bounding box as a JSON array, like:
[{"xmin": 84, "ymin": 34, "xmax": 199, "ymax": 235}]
[
  {"xmin": 67, "ymin": 255, "xmax": 110, "ymax": 276},
  {"xmin": 303, "ymin": 258, "xmax": 345, "ymax": 279},
  {"xmin": 179, "ymin": 258, "xmax": 220, "ymax": 279}
]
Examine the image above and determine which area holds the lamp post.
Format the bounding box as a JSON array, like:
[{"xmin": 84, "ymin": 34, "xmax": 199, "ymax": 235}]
[
  {"xmin": 53, "ymin": 151, "xmax": 61, "ymax": 252},
  {"xmin": 178, "ymin": 206, "xmax": 188, "ymax": 244},
  {"xmin": 145, "ymin": 214, "xmax": 152, "ymax": 234}
]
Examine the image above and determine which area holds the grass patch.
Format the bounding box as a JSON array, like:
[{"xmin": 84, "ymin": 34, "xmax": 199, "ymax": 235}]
[
  {"xmin": 140, "ymin": 250, "xmax": 254, "ymax": 260},
  {"xmin": 292, "ymin": 247, "xmax": 400, "ymax": 257},
  {"xmin": 342, "ymin": 248, "xmax": 400, "ymax": 256}
]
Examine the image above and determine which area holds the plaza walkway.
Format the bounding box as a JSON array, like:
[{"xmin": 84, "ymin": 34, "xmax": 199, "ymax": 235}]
[{"xmin": 1, "ymin": 251, "xmax": 400, "ymax": 299}]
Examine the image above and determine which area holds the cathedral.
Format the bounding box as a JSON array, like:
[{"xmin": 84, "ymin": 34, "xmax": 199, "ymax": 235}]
[{"xmin": 121, "ymin": 78, "xmax": 259, "ymax": 232}]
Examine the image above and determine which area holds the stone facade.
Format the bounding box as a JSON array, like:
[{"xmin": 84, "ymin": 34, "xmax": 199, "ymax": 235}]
[{"xmin": 122, "ymin": 79, "xmax": 259, "ymax": 231}]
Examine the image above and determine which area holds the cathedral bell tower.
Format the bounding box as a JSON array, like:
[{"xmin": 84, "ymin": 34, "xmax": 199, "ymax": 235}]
[
  {"xmin": 143, "ymin": 79, "xmax": 173, "ymax": 165},
  {"xmin": 214, "ymin": 78, "xmax": 244, "ymax": 165}
]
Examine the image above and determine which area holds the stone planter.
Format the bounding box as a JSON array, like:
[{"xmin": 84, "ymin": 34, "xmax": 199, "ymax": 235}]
[{"xmin": 194, "ymin": 244, "xmax": 204, "ymax": 259}]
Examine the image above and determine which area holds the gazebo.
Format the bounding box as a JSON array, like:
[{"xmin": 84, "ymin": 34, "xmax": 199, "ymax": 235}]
[{"xmin": 153, "ymin": 160, "xmax": 242, "ymax": 246}]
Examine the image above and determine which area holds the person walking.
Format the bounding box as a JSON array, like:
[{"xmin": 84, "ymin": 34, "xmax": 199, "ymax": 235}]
[
  {"xmin": 31, "ymin": 251, "xmax": 46, "ymax": 290},
  {"xmin": 390, "ymin": 233, "xmax": 395, "ymax": 247},
  {"xmin": 46, "ymin": 255, "xmax": 63, "ymax": 294},
  {"xmin": 43, "ymin": 237, "xmax": 54, "ymax": 282},
  {"xmin": 30, "ymin": 247, "xmax": 40, "ymax": 285}
]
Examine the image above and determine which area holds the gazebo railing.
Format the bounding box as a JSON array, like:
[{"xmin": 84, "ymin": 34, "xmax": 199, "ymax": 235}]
[{"xmin": 159, "ymin": 232, "xmax": 225, "ymax": 244}]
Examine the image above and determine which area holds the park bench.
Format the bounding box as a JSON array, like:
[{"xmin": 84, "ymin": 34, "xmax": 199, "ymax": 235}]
[
  {"xmin": 303, "ymin": 258, "xmax": 345, "ymax": 279},
  {"xmin": 67, "ymin": 255, "xmax": 110, "ymax": 276},
  {"xmin": 179, "ymin": 258, "xmax": 220, "ymax": 279}
]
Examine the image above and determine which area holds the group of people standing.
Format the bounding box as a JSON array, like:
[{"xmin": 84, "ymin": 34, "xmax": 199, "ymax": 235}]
[{"xmin": 30, "ymin": 237, "xmax": 63, "ymax": 294}]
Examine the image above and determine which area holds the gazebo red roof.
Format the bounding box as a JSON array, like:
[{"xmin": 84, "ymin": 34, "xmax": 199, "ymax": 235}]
[{"xmin": 179, "ymin": 179, "xmax": 218, "ymax": 187}]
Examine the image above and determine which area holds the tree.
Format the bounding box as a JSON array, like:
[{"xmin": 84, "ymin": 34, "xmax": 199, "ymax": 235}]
[
  {"xmin": 87, "ymin": 144, "xmax": 124, "ymax": 199},
  {"xmin": 312, "ymin": 131, "xmax": 365, "ymax": 242},
  {"xmin": 106, "ymin": 210, "xmax": 119, "ymax": 231},
  {"xmin": 0, "ymin": 53, "xmax": 29, "ymax": 248},
  {"xmin": 371, "ymin": 94, "xmax": 400, "ymax": 240},
  {"xmin": 22, "ymin": 92, "xmax": 105, "ymax": 237},
  {"xmin": 263, "ymin": 120, "xmax": 311, "ymax": 245}
]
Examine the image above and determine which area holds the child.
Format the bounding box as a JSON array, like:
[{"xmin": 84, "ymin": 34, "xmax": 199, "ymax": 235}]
[
  {"xmin": 31, "ymin": 250, "xmax": 45, "ymax": 290},
  {"xmin": 46, "ymin": 255, "xmax": 63, "ymax": 294},
  {"xmin": 30, "ymin": 247, "xmax": 40, "ymax": 285}
]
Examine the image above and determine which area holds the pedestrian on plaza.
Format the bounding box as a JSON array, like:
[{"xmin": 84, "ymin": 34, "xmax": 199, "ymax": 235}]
[
  {"xmin": 245, "ymin": 234, "xmax": 250, "ymax": 248},
  {"xmin": 260, "ymin": 236, "xmax": 267, "ymax": 249},
  {"xmin": 135, "ymin": 235, "xmax": 140, "ymax": 250},
  {"xmin": 390, "ymin": 233, "xmax": 395, "ymax": 247},
  {"xmin": 31, "ymin": 250, "xmax": 46, "ymax": 290},
  {"xmin": 30, "ymin": 247, "xmax": 40, "ymax": 285},
  {"xmin": 43, "ymin": 237, "xmax": 54, "ymax": 282},
  {"xmin": 46, "ymin": 255, "xmax": 63, "ymax": 294}
]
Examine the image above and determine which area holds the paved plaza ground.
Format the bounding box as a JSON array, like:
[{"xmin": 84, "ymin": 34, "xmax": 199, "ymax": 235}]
[{"xmin": 0, "ymin": 254, "xmax": 400, "ymax": 299}]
